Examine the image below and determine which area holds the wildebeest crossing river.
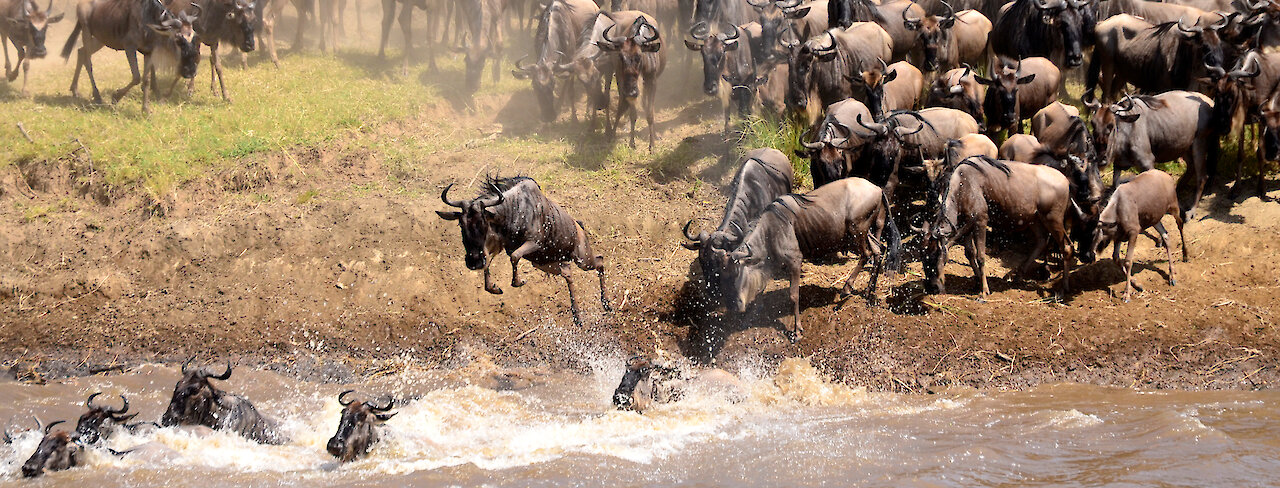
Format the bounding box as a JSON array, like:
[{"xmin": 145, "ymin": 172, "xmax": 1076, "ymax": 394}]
[{"xmin": 1, "ymin": 359, "xmax": 1278, "ymax": 486}]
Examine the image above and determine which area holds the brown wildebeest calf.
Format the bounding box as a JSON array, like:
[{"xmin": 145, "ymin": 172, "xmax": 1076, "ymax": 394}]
[{"xmin": 1085, "ymin": 169, "xmax": 1188, "ymax": 302}]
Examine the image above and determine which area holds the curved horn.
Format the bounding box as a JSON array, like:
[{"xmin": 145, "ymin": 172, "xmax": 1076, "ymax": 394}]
[
  {"xmin": 878, "ymin": 57, "xmax": 889, "ymax": 73},
  {"xmin": 514, "ymin": 54, "xmax": 535, "ymax": 71},
  {"xmin": 682, "ymin": 220, "xmax": 702, "ymax": 242},
  {"xmin": 481, "ymin": 184, "xmax": 505, "ymax": 208},
  {"xmin": 366, "ymin": 396, "xmax": 394, "ymax": 412},
  {"xmin": 776, "ymin": 0, "xmax": 802, "ymax": 7},
  {"xmin": 730, "ymin": 221, "xmax": 745, "ymax": 237},
  {"xmin": 441, "ymin": 183, "xmax": 465, "ymax": 208},
  {"xmin": 208, "ymin": 361, "xmax": 232, "ymax": 380},
  {"xmin": 1231, "ymin": 53, "xmax": 1262, "ymax": 78},
  {"xmin": 182, "ymin": 356, "xmax": 195, "ymax": 373},
  {"xmin": 186, "ymin": 2, "xmax": 202, "ymax": 20},
  {"xmin": 636, "ymin": 18, "xmax": 660, "ymax": 45},
  {"xmin": 961, "ymin": 63, "xmax": 972, "ymax": 79},
  {"xmin": 44, "ymin": 420, "xmax": 64, "ymax": 434},
  {"xmin": 902, "ymin": 5, "xmax": 922, "ymax": 24},
  {"xmin": 1210, "ymin": 11, "xmax": 1230, "ymax": 30},
  {"xmin": 802, "ymin": 139, "xmax": 825, "ymax": 149},
  {"xmin": 1177, "ymin": 17, "xmax": 1204, "ymax": 34},
  {"xmin": 747, "ymin": 0, "xmax": 771, "ymax": 7},
  {"xmin": 814, "ymin": 31, "xmax": 838, "ymax": 54},
  {"xmin": 338, "ymin": 389, "xmax": 356, "ymax": 406},
  {"xmin": 856, "ymin": 113, "xmax": 888, "ymax": 135},
  {"xmin": 942, "ymin": 0, "xmax": 956, "ymax": 20},
  {"xmin": 688, "ymin": 21, "xmax": 708, "ymax": 41},
  {"xmin": 86, "ymin": 392, "xmax": 103, "ymax": 410},
  {"xmin": 111, "ymin": 395, "xmax": 129, "ymax": 415},
  {"xmin": 893, "ymin": 114, "xmax": 928, "ymax": 138},
  {"xmin": 721, "ymin": 21, "xmax": 740, "ymax": 42},
  {"xmin": 603, "ymin": 22, "xmax": 619, "ymax": 43}
]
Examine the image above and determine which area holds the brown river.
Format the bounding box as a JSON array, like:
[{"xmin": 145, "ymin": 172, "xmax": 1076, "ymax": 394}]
[{"xmin": 1, "ymin": 357, "xmax": 1277, "ymax": 487}]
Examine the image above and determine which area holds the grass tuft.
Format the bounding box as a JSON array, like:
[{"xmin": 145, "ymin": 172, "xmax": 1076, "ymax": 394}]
[{"xmin": 738, "ymin": 115, "xmax": 810, "ymax": 188}]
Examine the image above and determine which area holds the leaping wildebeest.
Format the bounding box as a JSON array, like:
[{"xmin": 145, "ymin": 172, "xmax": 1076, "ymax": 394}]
[
  {"xmin": 720, "ymin": 177, "xmax": 903, "ymax": 341},
  {"xmin": 61, "ymin": 0, "xmax": 203, "ymax": 113},
  {"xmin": 597, "ymin": 12, "xmax": 666, "ymax": 151},
  {"xmin": 923, "ymin": 156, "xmax": 1075, "ymax": 296},
  {"xmin": 437, "ymin": 176, "xmax": 612, "ymax": 326},
  {"xmin": 0, "ymin": 0, "xmax": 64, "ymax": 95},
  {"xmin": 682, "ymin": 148, "xmax": 795, "ymax": 300},
  {"xmin": 167, "ymin": 0, "xmax": 257, "ymax": 102},
  {"xmin": 160, "ymin": 360, "xmax": 290, "ymax": 444},
  {"xmin": 512, "ymin": 0, "xmax": 599, "ymax": 122},
  {"xmin": 326, "ymin": 390, "xmax": 397, "ymax": 463}
]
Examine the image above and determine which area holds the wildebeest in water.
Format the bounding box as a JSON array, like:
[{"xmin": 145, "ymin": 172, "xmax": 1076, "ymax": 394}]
[
  {"xmin": 327, "ymin": 390, "xmax": 397, "ymax": 462},
  {"xmin": 160, "ymin": 359, "xmax": 290, "ymax": 444}
]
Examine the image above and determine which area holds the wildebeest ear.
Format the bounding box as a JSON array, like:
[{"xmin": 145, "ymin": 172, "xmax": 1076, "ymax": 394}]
[
  {"xmin": 435, "ymin": 210, "xmax": 462, "ymax": 220},
  {"xmin": 681, "ymin": 241, "xmax": 702, "ymax": 250},
  {"xmin": 1116, "ymin": 112, "xmax": 1140, "ymax": 123},
  {"xmin": 374, "ymin": 412, "xmax": 397, "ymax": 422},
  {"xmin": 940, "ymin": 16, "xmax": 956, "ymax": 28},
  {"xmin": 595, "ymin": 40, "xmax": 619, "ymax": 52},
  {"xmin": 785, "ymin": 6, "xmax": 810, "ymax": 18},
  {"xmin": 974, "ymin": 75, "xmax": 995, "ymax": 85},
  {"xmin": 47, "ymin": 12, "xmax": 64, "ymax": 23},
  {"xmin": 884, "ymin": 69, "xmax": 898, "ymax": 83},
  {"xmin": 641, "ymin": 41, "xmax": 662, "ymax": 53},
  {"xmin": 1017, "ymin": 73, "xmax": 1036, "ymax": 84},
  {"xmin": 684, "ymin": 38, "xmax": 703, "ymax": 51}
]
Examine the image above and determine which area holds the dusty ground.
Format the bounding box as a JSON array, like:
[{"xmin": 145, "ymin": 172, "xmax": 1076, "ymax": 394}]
[{"xmin": 2, "ymin": 4, "xmax": 1279, "ymax": 391}]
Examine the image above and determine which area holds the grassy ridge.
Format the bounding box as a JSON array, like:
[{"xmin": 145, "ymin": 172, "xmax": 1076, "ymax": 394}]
[{"xmin": 2, "ymin": 51, "xmax": 437, "ymax": 196}]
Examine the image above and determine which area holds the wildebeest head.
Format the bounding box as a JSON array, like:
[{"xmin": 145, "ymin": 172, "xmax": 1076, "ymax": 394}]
[
  {"xmin": 326, "ymin": 391, "xmax": 396, "ymax": 463},
  {"xmin": 929, "ymin": 65, "xmax": 984, "ymax": 124},
  {"xmin": 160, "ymin": 359, "xmax": 232, "ymax": 427},
  {"xmin": 977, "ymin": 58, "xmax": 1036, "ymax": 131},
  {"xmin": 853, "ymin": 112, "xmax": 929, "ymax": 188},
  {"xmin": 436, "ymin": 183, "xmax": 504, "ymax": 271},
  {"xmin": 785, "ymin": 31, "xmax": 837, "ymax": 112},
  {"xmin": 1204, "ymin": 51, "xmax": 1259, "ymax": 130},
  {"xmin": 74, "ymin": 393, "xmax": 136, "ymax": 445},
  {"xmin": 682, "ymin": 218, "xmax": 751, "ymax": 298},
  {"xmin": 611, "ymin": 356, "xmax": 681, "ymax": 410},
  {"xmin": 4, "ymin": 0, "xmax": 64, "ymax": 58},
  {"xmin": 612, "ymin": 356, "xmax": 652, "ymax": 410},
  {"xmin": 796, "ymin": 122, "xmax": 859, "ymax": 188},
  {"xmin": 685, "ymin": 21, "xmax": 740, "ymax": 96},
  {"xmin": 18, "ymin": 419, "xmax": 76, "ymax": 478},
  {"xmin": 747, "ymin": 0, "xmax": 800, "ymax": 63},
  {"xmin": 720, "ymin": 242, "xmax": 771, "ymax": 313},
  {"xmin": 847, "ymin": 58, "xmax": 897, "ymax": 118},
  {"xmin": 149, "ymin": 4, "xmax": 203, "ymax": 79},
  {"xmin": 903, "ymin": 1, "xmax": 957, "ymax": 72},
  {"xmin": 1031, "ymin": 0, "xmax": 1086, "ymax": 67},
  {"xmin": 224, "ymin": 0, "xmax": 257, "ymax": 53},
  {"xmin": 513, "ymin": 55, "xmax": 559, "ymax": 122},
  {"xmin": 599, "ymin": 16, "xmax": 661, "ymax": 100}
]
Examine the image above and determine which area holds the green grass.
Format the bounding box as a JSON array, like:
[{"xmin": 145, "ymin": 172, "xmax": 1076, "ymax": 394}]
[
  {"xmin": 738, "ymin": 115, "xmax": 810, "ymax": 188},
  {"xmin": 1, "ymin": 51, "xmax": 435, "ymax": 196}
]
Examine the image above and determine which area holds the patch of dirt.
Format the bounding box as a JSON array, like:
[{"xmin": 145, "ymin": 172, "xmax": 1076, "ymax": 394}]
[{"xmin": 3, "ymin": 48, "xmax": 1279, "ymax": 392}]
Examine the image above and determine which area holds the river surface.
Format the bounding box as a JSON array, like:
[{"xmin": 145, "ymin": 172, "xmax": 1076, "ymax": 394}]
[{"xmin": 0, "ymin": 358, "xmax": 1277, "ymax": 487}]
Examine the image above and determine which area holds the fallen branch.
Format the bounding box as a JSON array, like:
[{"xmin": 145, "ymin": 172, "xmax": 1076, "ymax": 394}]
[{"xmin": 17, "ymin": 123, "xmax": 33, "ymax": 143}]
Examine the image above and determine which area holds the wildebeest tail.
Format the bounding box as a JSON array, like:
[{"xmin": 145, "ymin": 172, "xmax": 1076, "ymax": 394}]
[
  {"xmin": 61, "ymin": 21, "xmax": 82, "ymax": 60},
  {"xmin": 881, "ymin": 193, "xmax": 903, "ymax": 275}
]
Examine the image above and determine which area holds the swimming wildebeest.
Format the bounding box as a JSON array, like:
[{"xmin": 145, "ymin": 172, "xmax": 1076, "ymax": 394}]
[
  {"xmin": 923, "ymin": 156, "xmax": 1075, "ymax": 296},
  {"xmin": 720, "ymin": 177, "xmax": 903, "ymax": 341},
  {"xmin": 14, "ymin": 418, "xmax": 77, "ymax": 478},
  {"xmin": 74, "ymin": 393, "xmax": 138, "ymax": 445},
  {"xmin": 612, "ymin": 356, "xmax": 745, "ymax": 411},
  {"xmin": 160, "ymin": 360, "xmax": 289, "ymax": 444},
  {"xmin": 61, "ymin": 0, "xmax": 202, "ymax": 113},
  {"xmin": 437, "ymin": 176, "xmax": 612, "ymax": 326},
  {"xmin": 1084, "ymin": 169, "xmax": 1188, "ymax": 302},
  {"xmin": 0, "ymin": 0, "xmax": 64, "ymax": 95},
  {"xmin": 326, "ymin": 390, "xmax": 397, "ymax": 462},
  {"xmin": 682, "ymin": 148, "xmax": 795, "ymax": 300}
]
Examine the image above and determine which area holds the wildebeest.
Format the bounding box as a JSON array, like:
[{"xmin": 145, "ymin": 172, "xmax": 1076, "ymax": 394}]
[
  {"xmin": 997, "ymin": 130, "xmax": 1103, "ymax": 213},
  {"xmin": 16, "ymin": 419, "xmax": 76, "ymax": 478},
  {"xmin": 926, "ymin": 64, "xmax": 984, "ymax": 124},
  {"xmin": 167, "ymin": 0, "xmax": 257, "ymax": 102},
  {"xmin": 720, "ymin": 177, "xmax": 903, "ymax": 340},
  {"xmin": 902, "ymin": 1, "xmax": 990, "ymax": 72},
  {"xmin": 556, "ymin": 11, "xmax": 621, "ymax": 128},
  {"xmin": 612, "ymin": 356, "xmax": 745, "ymax": 411},
  {"xmin": 685, "ymin": 20, "xmax": 756, "ymax": 131},
  {"xmin": 376, "ymin": 0, "xmax": 439, "ymax": 74},
  {"xmin": 74, "ymin": 393, "xmax": 137, "ymax": 445},
  {"xmin": 852, "ymin": 108, "xmax": 981, "ymax": 197},
  {"xmin": 437, "ymin": 176, "xmax": 612, "ymax": 326},
  {"xmin": 160, "ymin": 360, "xmax": 289, "ymax": 444},
  {"xmin": 461, "ymin": 0, "xmax": 506, "ymax": 89},
  {"xmin": 512, "ymin": 0, "xmax": 599, "ymax": 122},
  {"xmin": 978, "ymin": 56, "xmax": 1059, "ymax": 135},
  {"xmin": 0, "ymin": 0, "xmax": 64, "ymax": 95},
  {"xmin": 1254, "ymin": 88, "xmax": 1280, "ymax": 200},
  {"xmin": 326, "ymin": 391, "xmax": 397, "ymax": 463},
  {"xmin": 682, "ymin": 148, "xmax": 794, "ymax": 300},
  {"xmin": 797, "ymin": 97, "xmax": 872, "ymax": 188},
  {"xmin": 61, "ymin": 0, "xmax": 202, "ymax": 113},
  {"xmin": 923, "ymin": 156, "xmax": 1075, "ymax": 296},
  {"xmin": 849, "ymin": 58, "xmax": 923, "ymax": 119},
  {"xmin": 1085, "ymin": 169, "xmax": 1188, "ymax": 302},
  {"xmin": 829, "ymin": 0, "xmax": 923, "ymax": 62},
  {"xmin": 991, "ymin": 0, "xmax": 1088, "ymax": 68},
  {"xmin": 1085, "ymin": 14, "xmax": 1228, "ymax": 104},
  {"xmin": 597, "ymin": 13, "xmax": 666, "ymax": 151},
  {"xmin": 783, "ymin": 22, "xmax": 891, "ymax": 125},
  {"xmin": 1031, "ymin": 100, "xmax": 1091, "ymax": 159},
  {"xmin": 1091, "ymin": 91, "xmax": 1217, "ymax": 217},
  {"xmin": 1204, "ymin": 50, "xmax": 1280, "ymax": 198}
]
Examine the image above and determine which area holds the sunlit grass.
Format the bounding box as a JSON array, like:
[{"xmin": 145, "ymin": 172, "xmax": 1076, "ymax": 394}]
[{"xmin": 738, "ymin": 114, "xmax": 809, "ymax": 188}]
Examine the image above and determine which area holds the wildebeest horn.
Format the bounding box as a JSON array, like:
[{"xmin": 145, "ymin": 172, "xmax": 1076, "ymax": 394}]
[
  {"xmin": 208, "ymin": 361, "xmax": 232, "ymax": 380},
  {"xmin": 814, "ymin": 32, "xmax": 838, "ymax": 55},
  {"xmin": 185, "ymin": 2, "xmax": 202, "ymax": 21},
  {"xmin": 44, "ymin": 420, "xmax": 64, "ymax": 434},
  {"xmin": 942, "ymin": 0, "xmax": 956, "ymax": 20},
  {"xmin": 181, "ymin": 355, "xmax": 195, "ymax": 373},
  {"xmin": 1177, "ymin": 17, "xmax": 1203, "ymax": 34},
  {"xmin": 720, "ymin": 21, "xmax": 740, "ymax": 42},
  {"xmin": 878, "ymin": 57, "xmax": 889, "ymax": 73},
  {"xmin": 481, "ymin": 182, "xmax": 505, "ymax": 208},
  {"xmin": 441, "ymin": 183, "xmax": 465, "ymax": 208},
  {"xmin": 603, "ymin": 22, "xmax": 619, "ymax": 44},
  {"xmin": 1230, "ymin": 53, "xmax": 1262, "ymax": 78},
  {"xmin": 635, "ymin": 18, "xmax": 660, "ymax": 46},
  {"xmin": 1209, "ymin": 12, "xmax": 1231, "ymax": 30},
  {"xmin": 514, "ymin": 55, "xmax": 535, "ymax": 72},
  {"xmin": 775, "ymin": 0, "xmax": 802, "ymax": 7},
  {"xmin": 731, "ymin": 243, "xmax": 754, "ymax": 260},
  {"xmin": 747, "ymin": 0, "xmax": 771, "ymax": 7},
  {"xmin": 902, "ymin": 5, "xmax": 922, "ymax": 25},
  {"xmin": 802, "ymin": 139, "xmax": 824, "ymax": 149},
  {"xmin": 689, "ymin": 21, "xmax": 708, "ymax": 41},
  {"xmin": 1205, "ymin": 52, "xmax": 1226, "ymax": 76},
  {"xmin": 338, "ymin": 389, "xmax": 356, "ymax": 406},
  {"xmin": 730, "ymin": 221, "xmax": 745, "ymax": 236},
  {"xmin": 1035, "ymin": 0, "xmax": 1066, "ymax": 9},
  {"xmin": 366, "ymin": 396, "xmax": 394, "ymax": 412},
  {"xmin": 893, "ymin": 114, "xmax": 928, "ymax": 138},
  {"xmin": 778, "ymin": 24, "xmax": 799, "ymax": 49},
  {"xmin": 682, "ymin": 220, "xmax": 702, "ymax": 242},
  {"xmin": 86, "ymin": 392, "xmax": 104, "ymax": 410},
  {"xmin": 856, "ymin": 113, "xmax": 888, "ymax": 135},
  {"xmin": 111, "ymin": 395, "xmax": 129, "ymax": 415}
]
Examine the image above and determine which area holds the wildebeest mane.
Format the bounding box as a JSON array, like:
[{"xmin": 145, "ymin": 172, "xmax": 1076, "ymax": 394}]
[
  {"xmin": 960, "ymin": 155, "xmax": 1013, "ymax": 176},
  {"xmin": 851, "ymin": 0, "xmax": 887, "ymax": 23},
  {"xmin": 481, "ymin": 176, "xmax": 536, "ymax": 198}
]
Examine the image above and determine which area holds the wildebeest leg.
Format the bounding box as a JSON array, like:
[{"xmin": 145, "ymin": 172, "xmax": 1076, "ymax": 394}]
[
  {"xmin": 1183, "ymin": 145, "xmax": 1210, "ymax": 219},
  {"xmin": 213, "ymin": 49, "xmax": 230, "ymax": 102},
  {"xmin": 81, "ymin": 47, "xmax": 104, "ymax": 103},
  {"xmin": 141, "ymin": 54, "xmax": 153, "ymax": 114},
  {"xmin": 538, "ymin": 261, "xmax": 584, "ymax": 326},
  {"xmin": 508, "ymin": 241, "xmax": 538, "ymax": 288},
  {"xmin": 264, "ymin": 2, "xmax": 281, "ymax": 67},
  {"xmin": 20, "ymin": 55, "xmax": 30, "ymax": 96},
  {"xmin": 112, "ymin": 49, "xmax": 142, "ymax": 105},
  {"xmin": 610, "ymin": 97, "xmax": 627, "ymax": 140},
  {"xmin": 2, "ymin": 37, "xmax": 12, "ymax": 79},
  {"xmin": 1256, "ymin": 134, "xmax": 1271, "ymax": 202},
  {"xmin": 1121, "ymin": 233, "xmax": 1140, "ymax": 302},
  {"xmin": 573, "ymin": 251, "xmax": 611, "ymax": 313},
  {"xmin": 397, "ymin": 0, "xmax": 412, "ymax": 75},
  {"xmin": 1156, "ymin": 219, "xmax": 1175, "ymax": 286},
  {"xmin": 292, "ymin": 0, "xmax": 312, "ymax": 50},
  {"xmin": 645, "ymin": 76, "xmax": 657, "ymax": 152},
  {"xmin": 787, "ymin": 265, "xmax": 802, "ymax": 342},
  {"xmin": 1229, "ymin": 126, "xmax": 1248, "ymax": 199},
  {"xmin": 1016, "ymin": 224, "xmax": 1050, "ymax": 284},
  {"xmin": 1051, "ymin": 222, "xmax": 1072, "ymax": 295},
  {"xmin": 1174, "ymin": 211, "xmax": 1188, "ymax": 263},
  {"xmin": 378, "ymin": 0, "xmax": 395, "ymax": 59}
]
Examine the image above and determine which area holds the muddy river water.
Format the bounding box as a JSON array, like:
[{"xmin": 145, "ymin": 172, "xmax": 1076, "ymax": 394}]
[{"xmin": 0, "ymin": 358, "xmax": 1277, "ymax": 487}]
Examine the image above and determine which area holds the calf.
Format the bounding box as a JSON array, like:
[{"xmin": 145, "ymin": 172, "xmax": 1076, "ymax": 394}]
[
  {"xmin": 849, "ymin": 58, "xmax": 924, "ymax": 119},
  {"xmin": 598, "ymin": 13, "xmax": 666, "ymax": 151},
  {"xmin": 1093, "ymin": 91, "xmax": 1217, "ymax": 217},
  {"xmin": 978, "ymin": 56, "xmax": 1061, "ymax": 135},
  {"xmin": 326, "ymin": 391, "xmax": 397, "ymax": 462},
  {"xmin": 683, "ymin": 148, "xmax": 795, "ymax": 300},
  {"xmin": 924, "ymin": 156, "xmax": 1074, "ymax": 296},
  {"xmin": 437, "ymin": 176, "xmax": 611, "ymax": 326},
  {"xmin": 160, "ymin": 360, "xmax": 289, "ymax": 444},
  {"xmin": 902, "ymin": 1, "xmax": 991, "ymax": 72},
  {"xmin": 720, "ymin": 177, "xmax": 903, "ymax": 340},
  {"xmin": 0, "ymin": 0, "xmax": 64, "ymax": 95},
  {"xmin": 1085, "ymin": 169, "xmax": 1188, "ymax": 302}
]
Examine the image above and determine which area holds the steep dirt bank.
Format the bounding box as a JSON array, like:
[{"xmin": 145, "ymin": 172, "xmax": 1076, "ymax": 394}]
[{"xmin": 4, "ymin": 76, "xmax": 1280, "ymax": 392}]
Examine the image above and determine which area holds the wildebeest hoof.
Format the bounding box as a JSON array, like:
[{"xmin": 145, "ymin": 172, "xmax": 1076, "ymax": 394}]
[
  {"xmin": 784, "ymin": 329, "xmax": 802, "ymax": 343},
  {"xmin": 1169, "ymin": 278, "xmax": 1176, "ymax": 286},
  {"xmin": 485, "ymin": 285, "xmax": 503, "ymax": 294},
  {"xmin": 511, "ymin": 278, "xmax": 526, "ymax": 288}
]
